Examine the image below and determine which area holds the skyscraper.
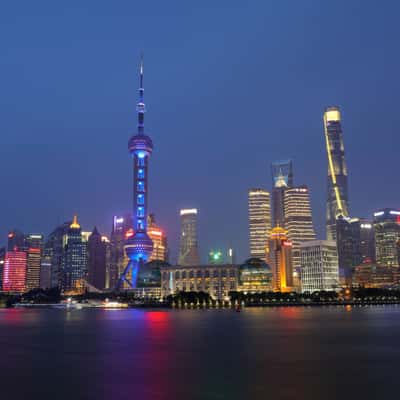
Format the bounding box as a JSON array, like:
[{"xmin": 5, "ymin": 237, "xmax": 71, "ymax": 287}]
[
  {"xmin": 119, "ymin": 58, "xmax": 154, "ymax": 289},
  {"xmin": 61, "ymin": 215, "xmax": 88, "ymax": 293},
  {"xmin": 374, "ymin": 209, "xmax": 400, "ymax": 267},
  {"xmin": 147, "ymin": 214, "xmax": 168, "ymax": 262},
  {"xmin": 284, "ymin": 186, "xmax": 316, "ymax": 268},
  {"xmin": 359, "ymin": 219, "xmax": 375, "ymax": 264},
  {"xmin": 178, "ymin": 209, "xmax": 200, "ymax": 266},
  {"xmin": 44, "ymin": 221, "xmax": 71, "ymax": 289},
  {"xmin": 2, "ymin": 249, "xmax": 27, "ymax": 293},
  {"xmin": 109, "ymin": 215, "xmax": 131, "ymax": 289},
  {"xmin": 271, "ymin": 160, "xmax": 293, "ymax": 228},
  {"xmin": 336, "ymin": 216, "xmax": 361, "ymax": 284},
  {"xmin": 300, "ymin": 240, "xmax": 339, "ymax": 293},
  {"xmin": 24, "ymin": 234, "xmax": 43, "ymax": 291},
  {"xmin": 248, "ymin": 189, "xmax": 271, "ymax": 260},
  {"xmin": 0, "ymin": 247, "xmax": 5, "ymax": 290},
  {"xmin": 323, "ymin": 106, "xmax": 349, "ymax": 241},
  {"xmin": 269, "ymin": 226, "xmax": 293, "ymax": 292},
  {"xmin": 87, "ymin": 227, "xmax": 107, "ymax": 290}
]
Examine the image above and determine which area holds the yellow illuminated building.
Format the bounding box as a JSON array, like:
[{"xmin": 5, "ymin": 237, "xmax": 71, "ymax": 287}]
[
  {"xmin": 148, "ymin": 215, "xmax": 167, "ymax": 262},
  {"xmin": 269, "ymin": 226, "xmax": 294, "ymax": 292},
  {"xmin": 248, "ymin": 188, "xmax": 271, "ymax": 260}
]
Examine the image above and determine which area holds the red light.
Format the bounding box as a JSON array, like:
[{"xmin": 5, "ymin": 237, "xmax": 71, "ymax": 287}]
[
  {"xmin": 28, "ymin": 248, "xmax": 41, "ymax": 254},
  {"xmin": 397, "ymin": 216, "xmax": 400, "ymax": 224},
  {"xmin": 125, "ymin": 229, "xmax": 134, "ymax": 239}
]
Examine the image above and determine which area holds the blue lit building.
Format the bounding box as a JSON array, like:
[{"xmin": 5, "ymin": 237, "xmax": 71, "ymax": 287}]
[{"xmin": 118, "ymin": 58, "xmax": 153, "ymax": 289}]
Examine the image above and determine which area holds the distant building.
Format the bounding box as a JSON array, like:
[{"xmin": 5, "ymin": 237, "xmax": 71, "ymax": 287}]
[
  {"xmin": 148, "ymin": 214, "xmax": 168, "ymax": 262},
  {"xmin": 0, "ymin": 247, "xmax": 5, "ymax": 290},
  {"xmin": 44, "ymin": 221, "xmax": 71, "ymax": 289},
  {"xmin": 323, "ymin": 107, "xmax": 349, "ymax": 241},
  {"xmin": 109, "ymin": 214, "xmax": 131, "ymax": 289},
  {"xmin": 353, "ymin": 264, "xmax": 400, "ymax": 288},
  {"xmin": 269, "ymin": 226, "xmax": 293, "ymax": 292},
  {"xmin": 336, "ymin": 216, "xmax": 361, "ymax": 284},
  {"xmin": 24, "ymin": 234, "xmax": 44, "ymax": 291},
  {"xmin": 248, "ymin": 189, "xmax": 271, "ymax": 260},
  {"xmin": 178, "ymin": 209, "xmax": 200, "ymax": 266},
  {"xmin": 40, "ymin": 255, "xmax": 52, "ymax": 289},
  {"xmin": 2, "ymin": 249, "xmax": 27, "ymax": 293},
  {"xmin": 238, "ymin": 258, "xmax": 273, "ymax": 292},
  {"xmin": 61, "ymin": 215, "xmax": 88, "ymax": 293},
  {"xmin": 284, "ymin": 185, "xmax": 316, "ymax": 268},
  {"xmin": 359, "ymin": 219, "xmax": 375, "ymax": 264},
  {"xmin": 374, "ymin": 209, "xmax": 400, "ymax": 267},
  {"xmin": 161, "ymin": 264, "xmax": 238, "ymax": 301},
  {"xmin": 271, "ymin": 160, "xmax": 293, "ymax": 228},
  {"xmin": 87, "ymin": 227, "xmax": 107, "ymax": 290},
  {"xmin": 7, "ymin": 230, "xmax": 24, "ymax": 251},
  {"xmin": 300, "ymin": 240, "xmax": 339, "ymax": 293}
]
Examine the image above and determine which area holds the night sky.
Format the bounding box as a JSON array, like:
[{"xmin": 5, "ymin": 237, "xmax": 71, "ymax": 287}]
[{"xmin": 1, "ymin": 1, "xmax": 399, "ymax": 263}]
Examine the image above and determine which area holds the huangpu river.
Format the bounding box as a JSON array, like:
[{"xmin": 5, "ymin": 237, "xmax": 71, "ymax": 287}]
[{"xmin": 1, "ymin": 306, "xmax": 399, "ymax": 400}]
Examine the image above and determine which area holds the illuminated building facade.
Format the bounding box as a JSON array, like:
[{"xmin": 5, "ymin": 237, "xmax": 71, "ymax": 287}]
[
  {"xmin": 119, "ymin": 58, "xmax": 154, "ymax": 289},
  {"xmin": 269, "ymin": 227, "xmax": 293, "ymax": 292},
  {"xmin": 87, "ymin": 227, "xmax": 107, "ymax": 290},
  {"xmin": 359, "ymin": 219, "xmax": 375, "ymax": 264},
  {"xmin": 271, "ymin": 160, "xmax": 293, "ymax": 228},
  {"xmin": 324, "ymin": 107, "xmax": 349, "ymax": 241},
  {"xmin": 109, "ymin": 215, "xmax": 131, "ymax": 289},
  {"xmin": 300, "ymin": 240, "xmax": 339, "ymax": 293},
  {"xmin": 148, "ymin": 214, "xmax": 168, "ymax": 262},
  {"xmin": 238, "ymin": 258, "xmax": 273, "ymax": 292},
  {"xmin": 178, "ymin": 209, "xmax": 200, "ymax": 266},
  {"xmin": 61, "ymin": 215, "xmax": 88, "ymax": 293},
  {"xmin": 374, "ymin": 209, "xmax": 400, "ymax": 267},
  {"xmin": 2, "ymin": 249, "xmax": 27, "ymax": 293},
  {"xmin": 248, "ymin": 189, "xmax": 271, "ymax": 260},
  {"xmin": 0, "ymin": 247, "xmax": 5, "ymax": 290},
  {"xmin": 353, "ymin": 264, "xmax": 400, "ymax": 288},
  {"xmin": 25, "ymin": 234, "xmax": 43, "ymax": 291},
  {"xmin": 161, "ymin": 264, "xmax": 238, "ymax": 300},
  {"xmin": 40, "ymin": 255, "xmax": 52, "ymax": 289},
  {"xmin": 283, "ymin": 185, "xmax": 316, "ymax": 268}
]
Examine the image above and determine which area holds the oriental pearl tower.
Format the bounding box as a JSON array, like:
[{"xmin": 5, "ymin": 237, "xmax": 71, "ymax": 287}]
[{"xmin": 118, "ymin": 57, "xmax": 153, "ymax": 289}]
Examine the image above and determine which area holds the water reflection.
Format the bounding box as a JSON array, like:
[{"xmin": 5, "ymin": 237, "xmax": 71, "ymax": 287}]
[{"xmin": 1, "ymin": 307, "xmax": 400, "ymax": 399}]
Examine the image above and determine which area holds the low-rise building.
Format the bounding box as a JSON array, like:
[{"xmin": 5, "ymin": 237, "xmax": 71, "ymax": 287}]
[{"xmin": 161, "ymin": 264, "xmax": 238, "ymax": 300}]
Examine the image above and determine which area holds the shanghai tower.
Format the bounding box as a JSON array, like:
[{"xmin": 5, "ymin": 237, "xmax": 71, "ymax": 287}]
[
  {"xmin": 323, "ymin": 106, "xmax": 349, "ymax": 241},
  {"xmin": 118, "ymin": 57, "xmax": 153, "ymax": 289}
]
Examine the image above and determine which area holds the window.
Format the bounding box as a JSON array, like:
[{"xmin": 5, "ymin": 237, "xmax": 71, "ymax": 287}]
[
  {"xmin": 197, "ymin": 270, "xmax": 202, "ymax": 278},
  {"xmin": 137, "ymin": 181, "xmax": 145, "ymax": 192},
  {"xmin": 137, "ymin": 220, "xmax": 144, "ymax": 230},
  {"xmin": 137, "ymin": 157, "xmax": 145, "ymax": 167},
  {"xmin": 137, "ymin": 194, "xmax": 144, "ymax": 205},
  {"xmin": 175, "ymin": 271, "xmax": 180, "ymax": 280},
  {"xmin": 138, "ymin": 169, "xmax": 145, "ymax": 179},
  {"xmin": 189, "ymin": 271, "xmax": 194, "ymax": 278},
  {"xmin": 182, "ymin": 271, "xmax": 187, "ymax": 279},
  {"xmin": 229, "ymin": 269, "xmax": 235, "ymax": 277},
  {"xmin": 137, "ymin": 207, "xmax": 144, "ymax": 217},
  {"xmin": 213, "ymin": 270, "xmax": 218, "ymax": 277}
]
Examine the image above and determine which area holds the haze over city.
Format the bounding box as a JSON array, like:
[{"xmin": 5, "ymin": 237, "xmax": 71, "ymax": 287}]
[{"xmin": 1, "ymin": 0, "xmax": 400, "ymax": 262}]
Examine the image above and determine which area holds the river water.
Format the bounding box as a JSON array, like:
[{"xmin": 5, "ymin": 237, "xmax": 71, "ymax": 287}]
[{"xmin": 0, "ymin": 306, "xmax": 399, "ymax": 399}]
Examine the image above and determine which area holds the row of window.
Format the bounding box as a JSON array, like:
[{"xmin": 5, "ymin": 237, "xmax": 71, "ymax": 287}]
[{"xmin": 163, "ymin": 269, "xmax": 236, "ymax": 279}]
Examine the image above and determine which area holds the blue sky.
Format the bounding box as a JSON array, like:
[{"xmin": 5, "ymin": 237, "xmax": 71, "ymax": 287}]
[{"xmin": 1, "ymin": 0, "xmax": 399, "ymax": 262}]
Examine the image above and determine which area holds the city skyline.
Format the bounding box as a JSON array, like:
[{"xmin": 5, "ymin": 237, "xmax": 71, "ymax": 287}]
[{"xmin": 1, "ymin": 2, "xmax": 400, "ymax": 263}]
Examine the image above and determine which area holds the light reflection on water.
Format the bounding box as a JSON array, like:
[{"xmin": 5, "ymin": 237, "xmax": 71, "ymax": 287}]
[{"xmin": 1, "ymin": 306, "xmax": 400, "ymax": 399}]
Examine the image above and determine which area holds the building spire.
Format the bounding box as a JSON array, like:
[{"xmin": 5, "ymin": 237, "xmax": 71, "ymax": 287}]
[{"xmin": 137, "ymin": 53, "xmax": 145, "ymax": 135}]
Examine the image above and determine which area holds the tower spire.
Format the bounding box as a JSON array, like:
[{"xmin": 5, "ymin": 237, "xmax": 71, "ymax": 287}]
[{"xmin": 137, "ymin": 54, "xmax": 145, "ymax": 135}]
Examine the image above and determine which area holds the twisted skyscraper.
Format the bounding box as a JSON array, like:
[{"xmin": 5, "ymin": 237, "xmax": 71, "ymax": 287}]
[
  {"xmin": 118, "ymin": 58, "xmax": 153, "ymax": 288},
  {"xmin": 324, "ymin": 107, "xmax": 349, "ymax": 241}
]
